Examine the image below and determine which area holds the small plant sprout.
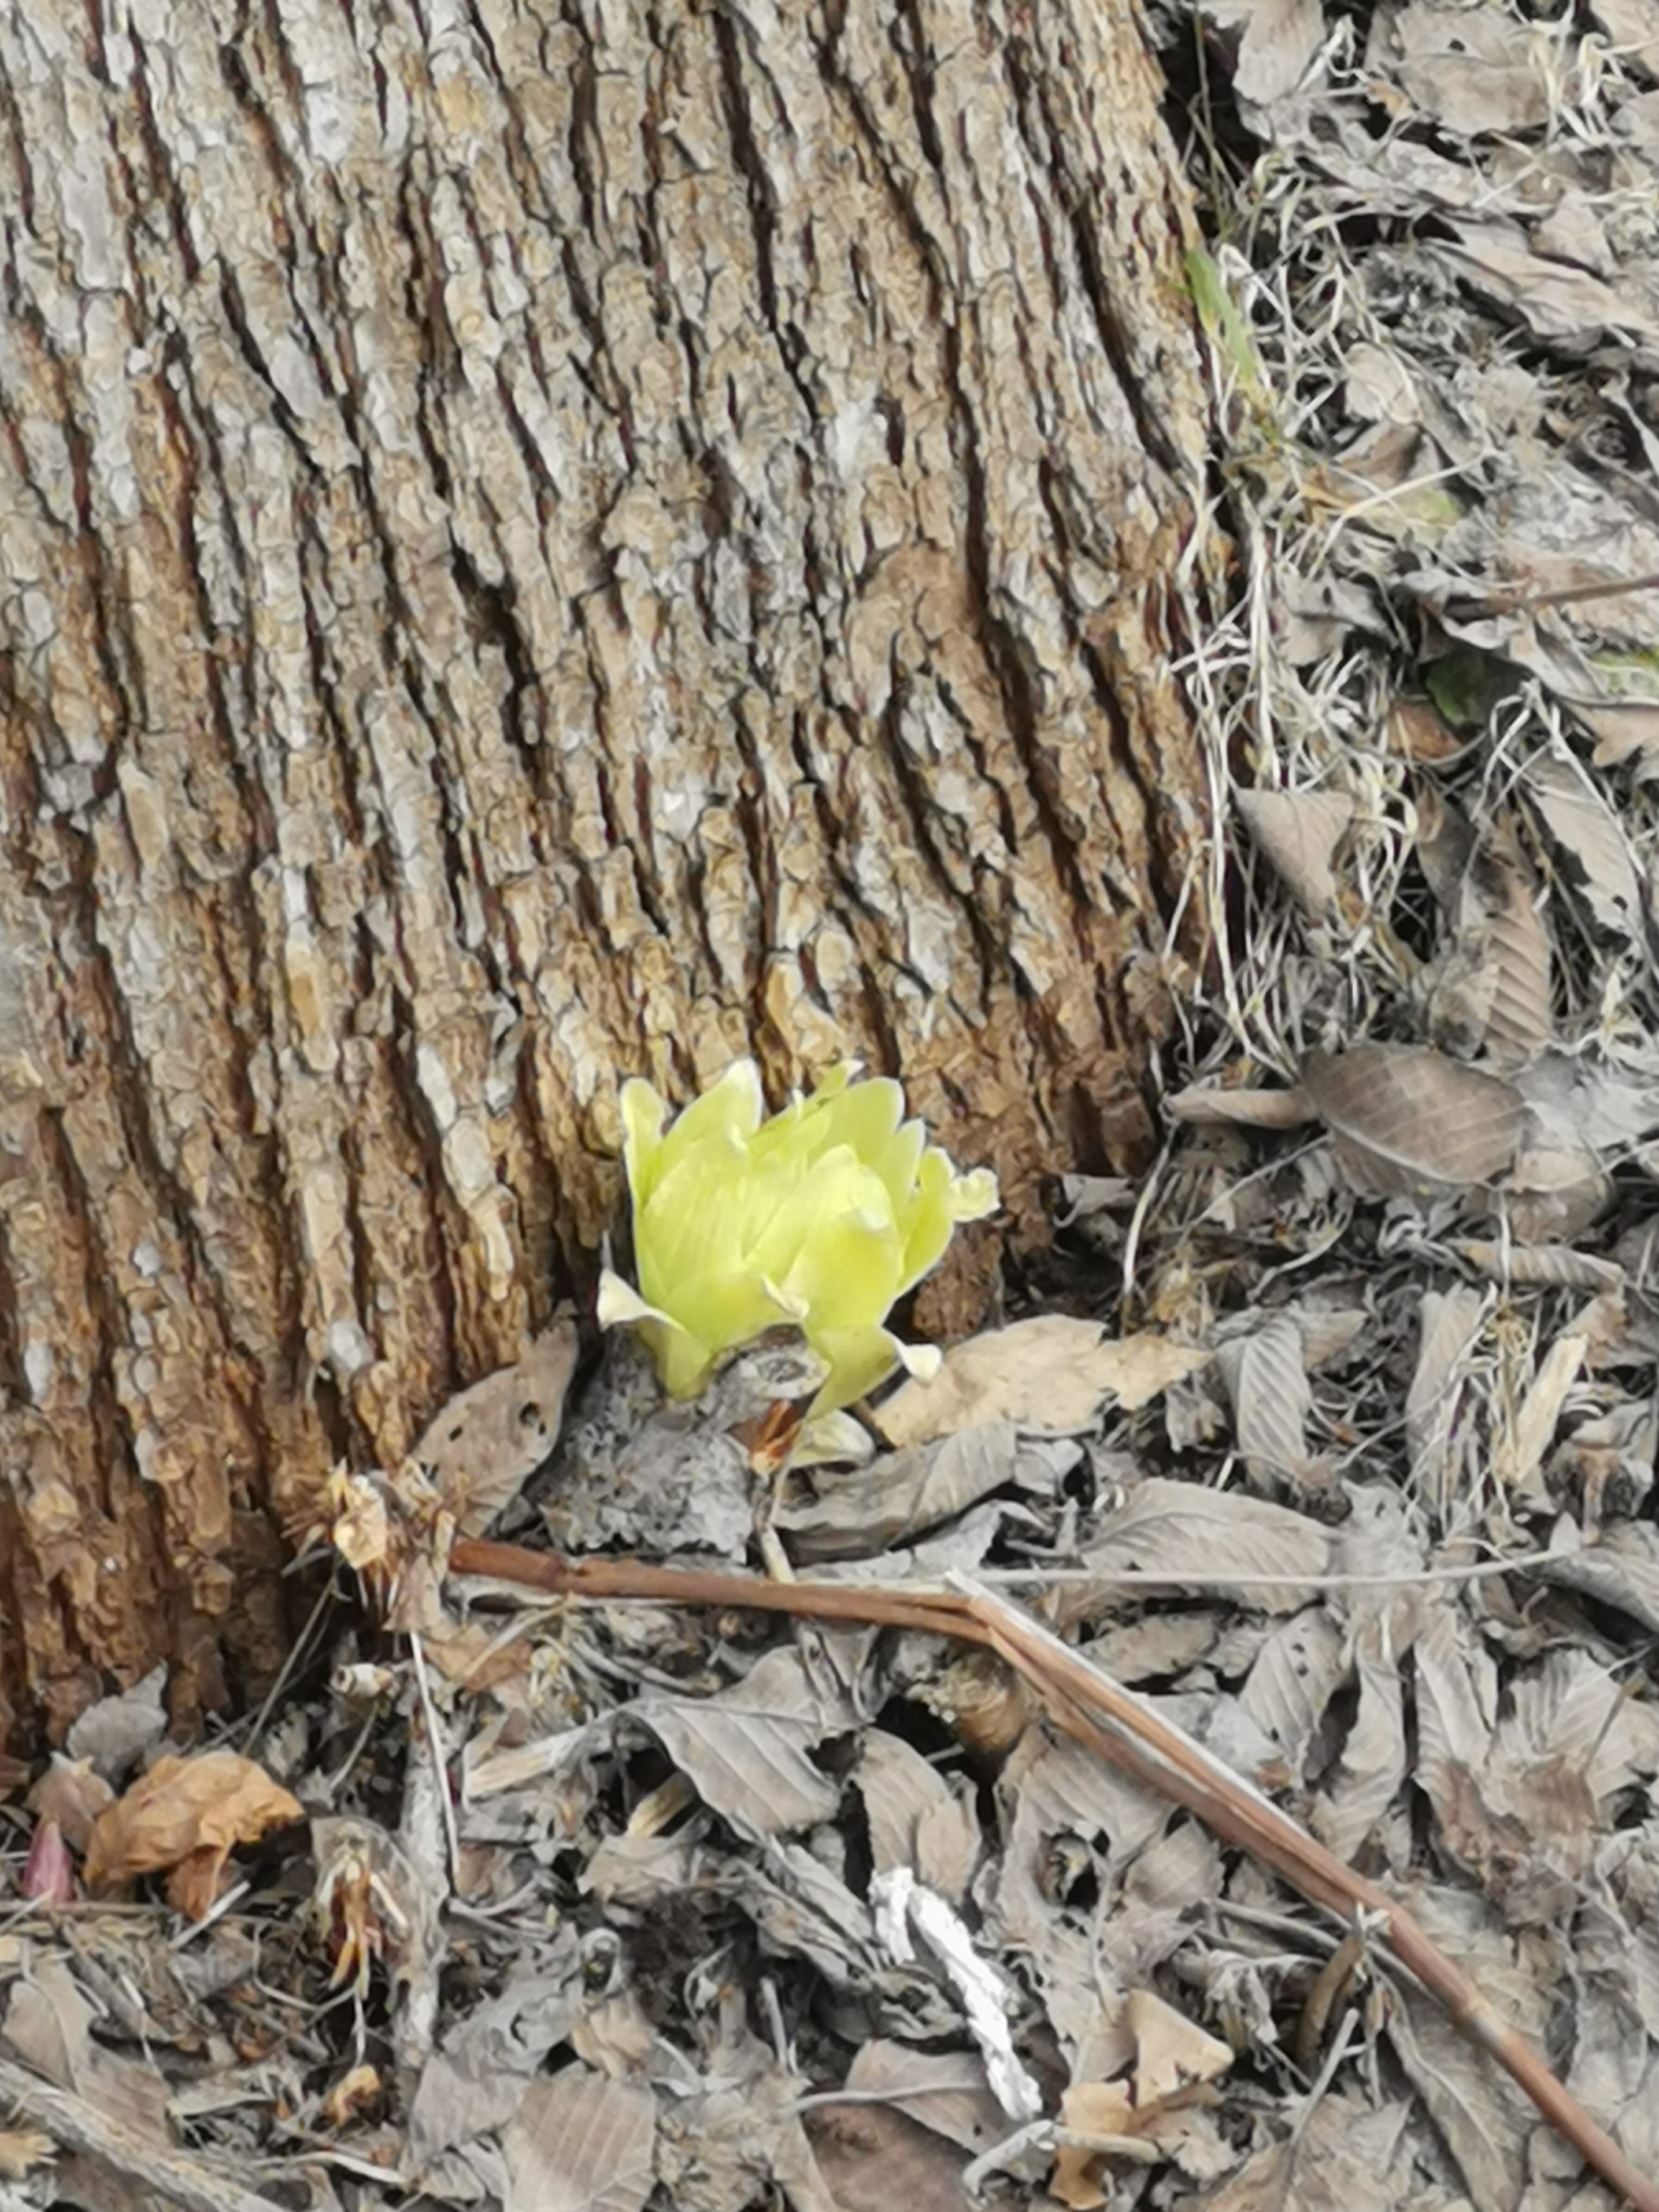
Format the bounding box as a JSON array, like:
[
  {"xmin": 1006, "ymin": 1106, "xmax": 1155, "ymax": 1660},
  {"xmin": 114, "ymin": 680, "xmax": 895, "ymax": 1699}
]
[{"xmin": 597, "ymin": 1059, "xmax": 999, "ymax": 1420}]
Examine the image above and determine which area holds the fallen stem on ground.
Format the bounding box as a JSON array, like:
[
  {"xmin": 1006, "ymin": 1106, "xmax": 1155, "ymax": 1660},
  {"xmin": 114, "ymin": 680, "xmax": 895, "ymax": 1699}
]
[{"xmin": 450, "ymin": 1534, "xmax": 1659, "ymax": 2212}]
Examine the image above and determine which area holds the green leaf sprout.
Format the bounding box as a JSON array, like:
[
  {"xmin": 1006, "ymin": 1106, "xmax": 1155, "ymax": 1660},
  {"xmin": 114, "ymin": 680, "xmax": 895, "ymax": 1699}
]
[{"xmin": 597, "ymin": 1059, "xmax": 999, "ymax": 1417}]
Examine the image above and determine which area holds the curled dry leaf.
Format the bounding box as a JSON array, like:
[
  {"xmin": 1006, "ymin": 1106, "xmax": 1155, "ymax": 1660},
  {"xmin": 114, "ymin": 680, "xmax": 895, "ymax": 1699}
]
[
  {"xmin": 411, "ymin": 1319, "xmax": 580, "ymax": 1537},
  {"xmin": 876, "ymin": 1318, "xmax": 1208, "ymax": 1448},
  {"xmin": 84, "ymin": 1751, "xmax": 303, "ymax": 1922},
  {"xmin": 1455, "ymin": 1240, "xmax": 1623, "ymax": 1292},
  {"xmin": 1164, "ymin": 1083, "xmax": 1313, "ymax": 1129},
  {"xmin": 1301, "ymin": 1043, "xmax": 1524, "ymax": 1198}
]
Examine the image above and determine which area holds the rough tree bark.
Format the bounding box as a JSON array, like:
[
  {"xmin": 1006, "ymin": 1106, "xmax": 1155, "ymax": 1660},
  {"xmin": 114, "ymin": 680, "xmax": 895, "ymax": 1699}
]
[{"xmin": 0, "ymin": 0, "xmax": 1215, "ymax": 1749}]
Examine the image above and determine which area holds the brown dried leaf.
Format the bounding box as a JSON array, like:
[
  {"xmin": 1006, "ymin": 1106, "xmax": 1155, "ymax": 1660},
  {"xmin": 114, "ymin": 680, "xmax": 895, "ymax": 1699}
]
[
  {"xmin": 1, "ymin": 1958, "xmax": 172, "ymax": 2147},
  {"xmin": 1201, "ymin": 0, "xmax": 1327, "ymax": 106},
  {"xmin": 1127, "ymin": 1987, "xmax": 1233, "ymax": 2103},
  {"xmin": 1301, "ymin": 1043, "xmax": 1524, "ymax": 1197},
  {"xmin": 500, "ymin": 2065, "xmax": 655, "ymax": 2212},
  {"xmin": 634, "ymin": 1644, "xmax": 851, "ymax": 1838},
  {"xmin": 1064, "ymin": 1476, "xmax": 1335, "ymax": 1618},
  {"xmin": 1435, "ymin": 223, "xmax": 1659, "ymax": 345},
  {"xmin": 842, "ymin": 2042, "xmax": 1007, "ymax": 2153},
  {"xmin": 1389, "ymin": 1976, "xmax": 1532, "ymax": 2212},
  {"xmin": 1388, "ymin": 696, "xmax": 1463, "ymax": 762},
  {"xmin": 1310, "ymin": 1617, "xmax": 1407, "ymax": 1864},
  {"xmin": 774, "ymin": 1424, "xmax": 1019, "ymax": 1561},
  {"xmin": 1426, "ymin": 815, "xmax": 1553, "ymax": 1070},
  {"xmin": 877, "ymin": 1318, "xmax": 1208, "ymax": 1447},
  {"xmin": 412, "ymin": 1321, "xmax": 579, "ymax": 1536},
  {"xmin": 1196, "ymin": 2095, "xmax": 1413, "ymax": 2212},
  {"xmin": 854, "ymin": 1732, "xmax": 979, "ymax": 1903},
  {"xmin": 1525, "ymin": 749, "xmax": 1645, "ymax": 940},
  {"xmin": 1235, "ymin": 786, "xmax": 1353, "ymax": 914},
  {"xmin": 805, "ymin": 2100, "xmax": 971, "ymax": 2212},
  {"xmin": 1164, "ymin": 1083, "xmax": 1313, "ymax": 1129},
  {"xmin": 1053, "ymin": 2079, "xmax": 1136, "ymax": 2208},
  {"xmin": 1240, "ymin": 1608, "xmax": 1347, "ymax": 1779},
  {"xmin": 1500, "ymin": 1106, "xmax": 1612, "ymax": 1242},
  {"xmin": 1542, "ymin": 1517, "xmax": 1659, "ymax": 1633},
  {"xmin": 1590, "ymin": 0, "xmax": 1659, "ymax": 74},
  {"xmin": 1406, "ymin": 1284, "xmax": 1488, "ymax": 1505},
  {"xmin": 1455, "ymin": 1239, "xmax": 1623, "ymax": 1291},
  {"xmin": 84, "ymin": 1752, "xmax": 302, "ymax": 1921},
  {"xmin": 1215, "ymin": 1313, "xmax": 1322, "ymax": 1489},
  {"xmin": 1375, "ymin": 2, "xmax": 1552, "ymax": 135}
]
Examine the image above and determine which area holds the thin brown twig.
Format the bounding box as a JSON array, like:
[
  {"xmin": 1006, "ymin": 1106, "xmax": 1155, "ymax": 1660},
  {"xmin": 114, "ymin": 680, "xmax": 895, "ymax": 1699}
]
[{"xmin": 450, "ymin": 1535, "xmax": 1659, "ymax": 2211}]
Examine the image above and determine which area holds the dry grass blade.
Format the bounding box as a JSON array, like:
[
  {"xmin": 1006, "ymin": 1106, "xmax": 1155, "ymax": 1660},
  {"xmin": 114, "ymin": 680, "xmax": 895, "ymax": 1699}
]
[
  {"xmin": 1301, "ymin": 1044, "xmax": 1524, "ymax": 1197},
  {"xmin": 449, "ymin": 1537, "xmax": 1659, "ymax": 2212}
]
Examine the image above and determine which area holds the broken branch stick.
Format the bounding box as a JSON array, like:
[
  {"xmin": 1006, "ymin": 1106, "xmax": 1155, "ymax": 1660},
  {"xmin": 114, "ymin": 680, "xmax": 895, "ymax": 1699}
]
[{"xmin": 449, "ymin": 1536, "xmax": 1659, "ymax": 2212}]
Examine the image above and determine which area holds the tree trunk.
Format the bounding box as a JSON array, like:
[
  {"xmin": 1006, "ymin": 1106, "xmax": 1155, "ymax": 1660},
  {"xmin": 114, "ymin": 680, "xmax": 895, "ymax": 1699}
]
[{"xmin": 0, "ymin": 0, "xmax": 1213, "ymax": 1750}]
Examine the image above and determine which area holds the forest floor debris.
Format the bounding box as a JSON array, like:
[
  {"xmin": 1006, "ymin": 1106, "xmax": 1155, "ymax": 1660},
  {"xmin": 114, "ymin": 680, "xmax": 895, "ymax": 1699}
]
[{"xmin": 10, "ymin": 1, "xmax": 1659, "ymax": 2207}]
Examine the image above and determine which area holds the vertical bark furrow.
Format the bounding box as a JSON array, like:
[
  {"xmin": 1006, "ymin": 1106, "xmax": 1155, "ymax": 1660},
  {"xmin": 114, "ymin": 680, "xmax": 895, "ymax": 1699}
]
[{"xmin": 0, "ymin": 0, "xmax": 1210, "ymax": 1740}]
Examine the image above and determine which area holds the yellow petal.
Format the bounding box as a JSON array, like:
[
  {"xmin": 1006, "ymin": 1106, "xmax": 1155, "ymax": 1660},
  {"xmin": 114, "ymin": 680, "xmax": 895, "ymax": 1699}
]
[
  {"xmin": 595, "ymin": 1270, "xmax": 716, "ymax": 1398},
  {"xmin": 805, "ymin": 1322, "xmax": 910, "ymax": 1413},
  {"xmin": 665, "ymin": 1058, "xmax": 765, "ymax": 1154},
  {"xmin": 619, "ymin": 1079, "xmax": 671, "ymax": 1205}
]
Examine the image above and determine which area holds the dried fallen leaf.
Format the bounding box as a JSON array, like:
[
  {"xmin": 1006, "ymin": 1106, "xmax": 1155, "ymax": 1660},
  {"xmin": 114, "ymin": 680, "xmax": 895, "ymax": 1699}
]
[
  {"xmin": 500, "ymin": 2065, "xmax": 655, "ymax": 2212},
  {"xmin": 1127, "ymin": 1986, "xmax": 1234, "ymax": 2104},
  {"xmin": 1302, "ymin": 1042, "xmax": 1524, "ymax": 1198},
  {"xmin": 1053, "ymin": 2079, "xmax": 1138, "ymax": 2208},
  {"xmin": 1216, "ymin": 1313, "xmax": 1323, "ymax": 1489},
  {"xmin": 877, "ymin": 1318, "xmax": 1208, "ymax": 1447},
  {"xmin": 1375, "ymin": 1, "xmax": 1552, "ymax": 135},
  {"xmin": 1406, "ymin": 1284, "xmax": 1488, "ymax": 1509},
  {"xmin": 1164, "ymin": 1082, "xmax": 1313, "ymax": 1128},
  {"xmin": 1424, "ymin": 813, "xmax": 1553, "ymax": 1071},
  {"xmin": 842, "ymin": 2041, "xmax": 1006, "ymax": 2153},
  {"xmin": 1524, "ymin": 749, "xmax": 1645, "ymax": 942},
  {"xmin": 1061, "ymin": 1476, "xmax": 1335, "ymax": 1621},
  {"xmin": 774, "ymin": 1424, "xmax": 1021, "ymax": 1561},
  {"xmin": 1236, "ymin": 786, "xmax": 1354, "ymax": 914},
  {"xmin": 412, "ymin": 1320, "xmax": 580, "ymax": 1535},
  {"xmin": 806, "ymin": 2099, "xmax": 972, "ymax": 2212},
  {"xmin": 84, "ymin": 1752, "xmax": 302, "ymax": 1922},
  {"xmin": 634, "ymin": 1643, "xmax": 852, "ymax": 1838}
]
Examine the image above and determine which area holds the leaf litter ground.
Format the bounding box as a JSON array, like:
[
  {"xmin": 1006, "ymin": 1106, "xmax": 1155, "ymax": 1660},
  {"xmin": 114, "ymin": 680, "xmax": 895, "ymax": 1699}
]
[{"xmin": 12, "ymin": 5, "xmax": 1659, "ymax": 2209}]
